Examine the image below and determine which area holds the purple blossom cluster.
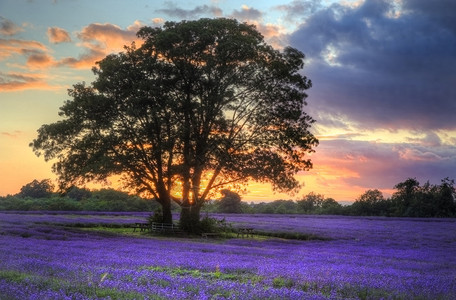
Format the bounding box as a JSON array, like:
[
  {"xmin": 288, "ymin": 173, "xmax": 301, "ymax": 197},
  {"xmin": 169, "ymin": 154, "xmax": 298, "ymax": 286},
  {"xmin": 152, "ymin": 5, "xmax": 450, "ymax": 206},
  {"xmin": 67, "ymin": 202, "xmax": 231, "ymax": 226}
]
[{"xmin": 0, "ymin": 212, "xmax": 455, "ymax": 299}]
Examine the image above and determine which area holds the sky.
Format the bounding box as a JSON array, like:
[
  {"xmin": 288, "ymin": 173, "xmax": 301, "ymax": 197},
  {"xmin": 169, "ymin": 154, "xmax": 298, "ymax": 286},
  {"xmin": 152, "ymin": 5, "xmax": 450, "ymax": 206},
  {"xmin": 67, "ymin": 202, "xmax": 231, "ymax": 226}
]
[{"xmin": 1, "ymin": 0, "xmax": 455, "ymax": 202}]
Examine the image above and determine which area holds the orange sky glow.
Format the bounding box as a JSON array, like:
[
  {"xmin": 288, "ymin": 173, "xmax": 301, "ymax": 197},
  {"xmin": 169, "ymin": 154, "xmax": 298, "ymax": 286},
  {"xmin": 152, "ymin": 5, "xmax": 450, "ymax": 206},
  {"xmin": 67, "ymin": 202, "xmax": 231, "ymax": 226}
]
[{"xmin": 1, "ymin": 0, "xmax": 455, "ymax": 203}]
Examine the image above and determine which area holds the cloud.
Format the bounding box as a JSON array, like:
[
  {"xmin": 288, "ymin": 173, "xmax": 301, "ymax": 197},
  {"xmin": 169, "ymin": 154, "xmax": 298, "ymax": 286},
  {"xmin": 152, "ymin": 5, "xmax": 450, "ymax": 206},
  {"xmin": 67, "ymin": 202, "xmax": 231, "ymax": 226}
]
[
  {"xmin": 0, "ymin": 38, "xmax": 57, "ymax": 69},
  {"xmin": 231, "ymin": 5, "xmax": 263, "ymax": 21},
  {"xmin": 156, "ymin": 3, "xmax": 223, "ymax": 19},
  {"xmin": 1, "ymin": 131, "xmax": 23, "ymax": 139},
  {"xmin": 27, "ymin": 52, "xmax": 56, "ymax": 69},
  {"xmin": 275, "ymin": 0, "xmax": 323, "ymax": 20},
  {"xmin": 47, "ymin": 27, "xmax": 71, "ymax": 43},
  {"xmin": 398, "ymin": 147, "xmax": 443, "ymax": 162},
  {"xmin": 316, "ymin": 132, "xmax": 364, "ymax": 140},
  {"xmin": 1, "ymin": 21, "xmax": 147, "ymax": 89},
  {"xmin": 0, "ymin": 72, "xmax": 53, "ymax": 92},
  {"xmin": 59, "ymin": 21, "xmax": 144, "ymax": 69},
  {"xmin": 77, "ymin": 22, "xmax": 138, "ymax": 49},
  {"xmin": 151, "ymin": 18, "xmax": 165, "ymax": 25},
  {"xmin": 0, "ymin": 38, "xmax": 48, "ymax": 60},
  {"xmin": 311, "ymin": 139, "xmax": 456, "ymax": 193},
  {"xmin": 407, "ymin": 131, "xmax": 442, "ymax": 147},
  {"xmin": 0, "ymin": 16, "xmax": 23, "ymax": 36},
  {"xmin": 158, "ymin": 3, "xmax": 286, "ymax": 48},
  {"xmin": 402, "ymin": 0, "xmax": 456, "ymax": 33},
  {"xmin": 290, "ymin": 0, "xmax": 456, "ymax": 131},
  {"xmin": 245, "ymin": 21, "xmax": 288, "ymax": 49}
]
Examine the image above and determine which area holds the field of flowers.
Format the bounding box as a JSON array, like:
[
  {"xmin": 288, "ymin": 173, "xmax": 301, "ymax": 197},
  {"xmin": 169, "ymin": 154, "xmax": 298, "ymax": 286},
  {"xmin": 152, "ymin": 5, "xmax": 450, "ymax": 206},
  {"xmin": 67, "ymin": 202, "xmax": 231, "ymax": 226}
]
[{"xmin": 0, "ymin": 211, "xmax": 455, "ymax": 299}]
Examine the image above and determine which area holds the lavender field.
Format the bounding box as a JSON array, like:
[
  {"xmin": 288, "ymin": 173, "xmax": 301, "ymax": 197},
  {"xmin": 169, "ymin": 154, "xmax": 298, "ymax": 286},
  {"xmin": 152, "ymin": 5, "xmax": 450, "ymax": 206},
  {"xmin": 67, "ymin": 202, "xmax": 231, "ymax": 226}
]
[{"xmin": 0, "ymin": 212, "xmax": 455, "ymax": 299}]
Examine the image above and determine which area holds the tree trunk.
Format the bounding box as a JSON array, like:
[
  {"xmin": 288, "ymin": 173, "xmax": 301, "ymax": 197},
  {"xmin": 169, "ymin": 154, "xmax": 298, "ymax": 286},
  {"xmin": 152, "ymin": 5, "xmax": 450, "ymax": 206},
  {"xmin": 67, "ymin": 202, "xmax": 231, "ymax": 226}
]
[
  {"xmin": 161, "ymin": 199, "xmax": 173, "ymax": 224},
  {"xmin": 179, "ymin": 201, "xmax": 202, "ymax": 233}
]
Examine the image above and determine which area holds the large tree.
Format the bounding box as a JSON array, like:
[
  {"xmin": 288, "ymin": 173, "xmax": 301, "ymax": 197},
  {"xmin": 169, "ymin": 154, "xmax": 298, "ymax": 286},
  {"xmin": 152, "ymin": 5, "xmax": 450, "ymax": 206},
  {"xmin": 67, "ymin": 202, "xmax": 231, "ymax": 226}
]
[{"xmin": 31, "ymin": 18, "xmax": 318, "ymax": 227}]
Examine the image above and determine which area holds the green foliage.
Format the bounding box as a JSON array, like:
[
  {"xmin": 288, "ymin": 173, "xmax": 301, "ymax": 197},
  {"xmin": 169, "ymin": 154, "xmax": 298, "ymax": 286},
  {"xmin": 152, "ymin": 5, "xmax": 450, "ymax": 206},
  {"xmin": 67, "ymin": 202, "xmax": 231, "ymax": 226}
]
[
  {"xmin": 141, "ymin": 265, "xmax": 262, "ymax": 284},
  {"xmin": 0, "ymin": 195, "xmax": 80, "ymax": 211},
  {"xmin": 179, "ymin": 213, "xmax": 226, "ymax": 234},
  {"xmin": 79, "ymin": 189, "xmax": 157, "ymax": 212},
  {"xmin": 46, "ymin": 197, "xmax": 81, "ymax": 211},
  {"xmin": 207, "ymin": 177, "xmax": 455, "ymax": 217},
  {"xmin": 0, "ymin": 269, "xmax": 147, "ymax": 300},
  {"xmin": 319, "ymin": 198, "xmax": 344, "ymax": 214},
  {"xmin": 251, "ymin": 200, "xmax": 298, "ymax": 214},
  {"xmin": 272, "ymin": 276, "xmax": 295, "ymax": 288},
  {"xmin": 199, "ymin": 215, "xmax": 224, "ymax": 233},
  {"xmin": 0, "ymin": 186, "xmax": 157, "ymax": 212},
  {"xmin": 254, "ymin": 230, "xmax": 328, "ymax": 241},
  {"xmin": 297, "ymin": 192, "xmax": 325, "ymax": 213},
  {"xmin": 201, "ymin": 200, "xmax": 219, "ymax": 213},
  {"xmin": 30, "ymin": 17, "xmax": 317, "ymax": 226},
  {"xmin": 66, "ymin": 186, "xmax": 92, "ymax": 201},
  {"xmin": 18, "ymin": 179, "xmax": 54, "ymax": 198},
  {"xmin": 295, "ymin": 193, "xmax": 344, "ymax": 215},
  {"xmin": 390, "ymin": 177, "xmax": 456, "ymax": 217},
  {"xmin": 351, "ymin": 189, "xmax": 388, "ymax": 216},
  {"xmin": 3, "ymin": 177, "xmax": 452, "ymax": 218},
  {"xmin": 218, "ymin": 189, "xmax": 242, "ymax": 213},
  {"xmin": 347, "ymin": 178, "xmax": 456, "ymax": 217},
  {"xmin": 148, "ymin": 208, "xmax": 164, "ymax": 223}
]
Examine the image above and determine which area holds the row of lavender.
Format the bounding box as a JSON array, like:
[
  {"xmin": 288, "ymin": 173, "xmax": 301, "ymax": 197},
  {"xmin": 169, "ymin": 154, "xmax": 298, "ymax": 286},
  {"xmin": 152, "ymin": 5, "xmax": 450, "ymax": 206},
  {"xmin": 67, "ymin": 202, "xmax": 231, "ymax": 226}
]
[{"xmin": 1, "ymin": 211, "xmax": 455, "ymax": 299}]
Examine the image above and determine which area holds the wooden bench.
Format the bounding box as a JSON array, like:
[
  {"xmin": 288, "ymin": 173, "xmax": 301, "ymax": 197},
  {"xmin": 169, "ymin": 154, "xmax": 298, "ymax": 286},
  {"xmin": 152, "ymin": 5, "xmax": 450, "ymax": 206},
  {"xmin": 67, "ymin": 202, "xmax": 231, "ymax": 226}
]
[
  {"xmin": 132, "ymin": 223, "xmax": 149, "ymax": 232},
  {"xmin": 237, "ymin": 227, "xmax": 254, "ymax": 238},
  {"xmin": 201, "ymin": 232, "xmax": 221, "ymax": 239}
]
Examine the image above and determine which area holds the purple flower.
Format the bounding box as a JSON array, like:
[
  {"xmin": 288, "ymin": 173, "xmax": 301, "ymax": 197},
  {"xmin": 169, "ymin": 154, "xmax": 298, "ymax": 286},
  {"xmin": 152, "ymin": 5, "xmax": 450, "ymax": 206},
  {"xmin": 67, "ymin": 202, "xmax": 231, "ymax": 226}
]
[{"xmin": 0, "ymin": 212, "xmax": 455, "ymax": 299}]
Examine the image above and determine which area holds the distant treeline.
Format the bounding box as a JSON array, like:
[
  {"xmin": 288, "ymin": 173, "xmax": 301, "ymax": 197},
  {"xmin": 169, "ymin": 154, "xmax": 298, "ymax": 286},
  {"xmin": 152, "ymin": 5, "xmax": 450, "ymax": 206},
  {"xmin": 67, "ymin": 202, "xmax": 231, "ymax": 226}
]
[
  {"xmin": 0, "ymin": 181, "xmax": 159, "ymax": 212},
  {"xmin": 210, "ymin": 178, "xmax": 456, "ymax": 218},
  {"xmin": 1, "ymin": 177, "xmax": 455, "ymax": 218}
]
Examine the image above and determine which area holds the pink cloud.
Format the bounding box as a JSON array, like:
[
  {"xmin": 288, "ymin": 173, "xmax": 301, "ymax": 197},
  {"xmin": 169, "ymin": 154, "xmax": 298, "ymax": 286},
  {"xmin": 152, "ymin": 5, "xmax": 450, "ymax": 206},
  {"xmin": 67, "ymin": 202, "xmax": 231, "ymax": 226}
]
[
  {"xmin": 0, "ymin": 38, "xmax": 48, "ymax": 60},
  {"xmin": 407, "ymin": 132, "xmax": 442, "ymax": 147},
  {"xmin": 77, "ymin": 22, "xmax": 140, "ymax": 50},
  {"xmin": 398, "ymin": 148, "xmax": 443, "ymax": 162},
  {"xmin": 59, "ymin": 21, "xmax": 144, "ymax": 69},
  {"xmin": 1, "ymin": 131, "xmax": 23, "ymax": 139},
  {"xmin": 27, "ymin": 52, "xmax": 56, "ymax": 69},
  {"xmin": 151, "ymin": 18, "xmax": 165, "ymax": 25},
  {"xmin": 47, "ymin": 27, "xmax": 71, "ymax": 44},
  {"xmin": 306, "ymin": 138, "xmax": 456, "ymax": 201},
  {"xmin": 0, "ymin": 38, "xmax": 57, "ymax": 70},
  {"xmin": 0, "ymin": 72, "xmax": 53, "ymax": 92}
]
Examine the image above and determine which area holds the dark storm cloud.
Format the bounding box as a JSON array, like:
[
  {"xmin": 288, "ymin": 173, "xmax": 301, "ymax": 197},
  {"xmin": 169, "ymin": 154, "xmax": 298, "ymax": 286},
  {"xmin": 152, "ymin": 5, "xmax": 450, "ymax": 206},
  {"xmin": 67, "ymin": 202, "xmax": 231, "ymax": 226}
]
[
  {"xmin": 402, "ymin": 0, "xmax": 456, "ymax": 33},
  {"xmin": 290, "ymin": 0, "xmax": 456, "ymax": 130}
]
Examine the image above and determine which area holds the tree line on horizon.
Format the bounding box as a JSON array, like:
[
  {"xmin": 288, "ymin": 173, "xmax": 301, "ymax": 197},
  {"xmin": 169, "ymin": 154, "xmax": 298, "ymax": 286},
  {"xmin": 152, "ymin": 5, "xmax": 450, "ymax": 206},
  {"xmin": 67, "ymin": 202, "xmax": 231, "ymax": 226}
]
[{"xmin": 1, "ymin": 177, "xmax": 454, "ymax": 218}]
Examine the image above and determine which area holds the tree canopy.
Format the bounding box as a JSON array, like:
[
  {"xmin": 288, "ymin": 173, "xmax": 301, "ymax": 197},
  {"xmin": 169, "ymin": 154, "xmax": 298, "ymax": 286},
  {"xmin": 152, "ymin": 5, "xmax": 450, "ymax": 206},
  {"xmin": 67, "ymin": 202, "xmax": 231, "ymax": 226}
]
[
  {"xmin": 218, "ymin": 189, "xmax": 242, "ymax": 213},
  {"xmin": 31, "ymin": 18, "xmax": 318, "ymax": 228},
  {"xmin": 18, "ymin": 179, "xmax": 54, "ymax": 198}
]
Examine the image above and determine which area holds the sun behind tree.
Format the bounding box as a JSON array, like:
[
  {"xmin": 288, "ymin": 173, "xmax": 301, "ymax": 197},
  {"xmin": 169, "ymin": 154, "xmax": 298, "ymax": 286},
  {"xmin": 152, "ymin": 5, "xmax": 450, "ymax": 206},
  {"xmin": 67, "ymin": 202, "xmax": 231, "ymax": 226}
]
[{"xmin": 31, "ymin": 18, "xmax": 318, "ymax": 232}]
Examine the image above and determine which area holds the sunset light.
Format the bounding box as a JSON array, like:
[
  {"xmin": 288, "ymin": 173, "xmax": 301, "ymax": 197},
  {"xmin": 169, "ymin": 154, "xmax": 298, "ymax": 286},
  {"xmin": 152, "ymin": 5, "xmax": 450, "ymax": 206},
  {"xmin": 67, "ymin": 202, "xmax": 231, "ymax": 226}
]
[
  {"xmin": 0, "ymin": 2, "xmax": 455, "ymax": 298},
  {"xmin": 1, "ymin": 0, "xmax": 455, "ymax": 204}
]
